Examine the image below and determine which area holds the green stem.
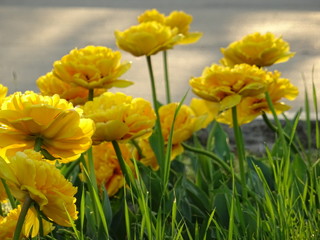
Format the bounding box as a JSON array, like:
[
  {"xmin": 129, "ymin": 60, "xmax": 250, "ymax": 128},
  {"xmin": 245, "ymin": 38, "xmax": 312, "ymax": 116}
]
[
  {"xmin": 146, "ymin": 56, "xmax": 160, "ymax": 115},
  {"xmin": 88, "ymin": 89, "xmax": 94, "ymax": 101},
  {"xmin": 130, "ymin": 139, "xmax": 143, "ymax": 158},
  {"xmin": 60, "ymin": 158, "xmax": 81, "ymax": 179},
  {"xmin": 163, "ymin": 50, "xmax": 171, "ymax": 104},
  {"xmin": 87, "ymin": 147, "xmax": 98, "ymax": 192},
  {"xmin": 112, "ymin": 140, "xmax": 135, "ymax": 193},
  {"xmin": 231, "ymin": 106, "xmax": 247, "ymax": 199},
  {"xmin": 34, "ymin": 203, "xmax": 44, "ymax": 237},
  {"xmin": 146, "ymin": 55, "xmax": 165, "ymax": 175},
  {"xmin": 34, "ymin": 137, "xmax": 43, "ymax": 152},
  {"xmin": 1, "ymin": 178, "xmax": 16, "ymax": 208},
  {"xmin": 181, "ymin": 142, "xmax": 239, "ymax": 181},
  {"xmin": 264, "ymin": 92, "xmax": 286, "ymax": 148},
  {"xmin": 79, "ymin": 154, "xmax": 100, "ymax": 226},
  {"xmin": 13, "ymin": 195, "xmax": 33, "ymax": 240},
  {"xmin": 0, "ymin": 203, "xmax": 3, "ymax": 216}
]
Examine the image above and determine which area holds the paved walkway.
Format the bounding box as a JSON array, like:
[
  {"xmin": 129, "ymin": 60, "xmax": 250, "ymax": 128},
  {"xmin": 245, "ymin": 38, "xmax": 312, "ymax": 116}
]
[{"xmin": 1, "ymin": 0, "xmax": 319, "ymax": 118}]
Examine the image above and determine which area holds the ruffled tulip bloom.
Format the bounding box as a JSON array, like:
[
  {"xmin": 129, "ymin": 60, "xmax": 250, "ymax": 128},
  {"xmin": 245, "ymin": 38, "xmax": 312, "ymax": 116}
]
[
  {"xmin": 138, "ymin": 9, "xmax": 203, "ymax": 45},
  {"xmin": 114, "ymin": 21, "xmax": 182, "ymax": 57},
  {"xmin": 0, "ymin": 205, "xmax": 54, "ymax": 239},
  {"xmin": 160, "ymin": 103, "xmax": 210, "ymax": 144},
  {"xmin": 220, "ymin": 32, "xmax": 295, "ymax": 67},
  {"xmin": 0, "ymin": 207, "xmax": 20, "ymax": 240},
  {"xmin": 189, "ymin": 64, "xmax": 270, "ymax": 110},
  {"xmin": 137, "ymin": 8, "xmax": 166, "ymax": 23},
  {"xmin": 0, "ymin": 91, "xmax": 95, "ymax": 162},
  {"xmin": 82, "ymin": 92, "xmax": 156, "ymax": 143},
  {"xmin": 217, "ymin": 71, "xmax": 298, "ymax": 126},
  {"xmin": 90, "ymin": 141, "xmax": 136, "ymax": 196},
  {"xmin": 53, "ymin": 46, "xmax": 132, "ymax": 90},
  {"xmin": 0, "ymin": 150, "xmax": 78, "ymax": 227},
  {"xmin": 164, "ymin": 11, "xmax": 203, "ymax": 44},
  {"xmin": 37, "ymin": 72, "xmax": 106, "ymax": 105},
  {"xmin": 137, "ymin": 102, "xmax": 212, "ymax": 169}
]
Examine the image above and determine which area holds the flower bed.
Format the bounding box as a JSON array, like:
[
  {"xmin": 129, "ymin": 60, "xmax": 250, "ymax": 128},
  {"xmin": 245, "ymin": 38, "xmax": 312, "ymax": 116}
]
[{"xmin": 0, "ymin": 8, "xmax": 319, "ymax": 240}]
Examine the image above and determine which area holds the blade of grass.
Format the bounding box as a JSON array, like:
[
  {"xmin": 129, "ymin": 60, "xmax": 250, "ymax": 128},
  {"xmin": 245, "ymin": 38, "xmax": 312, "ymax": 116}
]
[
  {"xmin": 311, "ymin": 67, "xmax": 320, "ymax": 149},
  {"xmin": 80, "ymin": 185, "xmax": 85, "ymax": 240},
  {"xmin": 162, "ymin": 91, "xmax": 188, "ymax": 191},
  {"xmin": 64, "ymin": 204, "xmax": 80, "ymax": 240},
  {"xmin": 303, "ymin": 73, "xmax": 312, "ymax": 154},
  {"xmin": 124, "ymin": 187, "xmax": 131, "ymax": 240},
  {"xmin": 82, "ymin": 167, "xmax": 109, "ymax": 238}
]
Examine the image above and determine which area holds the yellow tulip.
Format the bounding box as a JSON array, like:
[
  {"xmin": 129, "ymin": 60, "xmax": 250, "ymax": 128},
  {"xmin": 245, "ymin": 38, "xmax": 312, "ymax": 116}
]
[
  {"xmin": 165, "ymin": 11, "xmax": 203, "ymax": 44},
  {"xmin": 53, "ymin": 45, "xmax": 132, "ymax": 89},
  {"xmin": 89, "ymin": 141, "xmax": 136, "ymax": 196},
  {"xmin": 217, "ymin": 71, "xmax": 298, "ymax": 126},
  {"xmin": 82, "ymin": 92, "xmax": 156, "ymax": 143},
  {"xmin": 0, "ymin": 205, "xmax": 54, "ymax": 239},
  {"xmin": 220, "ymin": 32, "xmax": 295, "ymax": 67},
  {"xmin": 115, "ymin": 21, "xmax": 182, "ymax": 56},
  {"xmin": 138, "ymin": 9, "xmax": 203, "ymax": 45},
  {"xmin": 136, "ymin": 102, "xmax": 212, "ymax": 170},
  {"xmin": 190, "ymin": 64, "xmax": 270, "ymax": 110},
  {"xmin": 37, "ymin": 72, "xmax": 106, "ymax": 105},
  {"xmin": 0, "ymin": 150, "xmax": 78, "ymax": 227},
  {"xmin": 0, "ymin": 91, "xmax": 95, "ymax": 163}
]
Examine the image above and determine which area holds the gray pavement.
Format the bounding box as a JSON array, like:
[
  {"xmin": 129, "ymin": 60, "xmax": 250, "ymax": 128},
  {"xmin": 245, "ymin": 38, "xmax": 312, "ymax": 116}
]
[{"xmin": 1, "ymin": 0, "xmax": 320, "ymax": 118}]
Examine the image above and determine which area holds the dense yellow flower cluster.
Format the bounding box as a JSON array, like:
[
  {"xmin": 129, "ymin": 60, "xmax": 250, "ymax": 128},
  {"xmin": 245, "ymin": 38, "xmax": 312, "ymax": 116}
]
[
  {"xmin": 0, "ymin": 9, "xmax": 301, "ymax": 239},
  {"xmin": 189, "ymin": 32, "xmax": 298, "ymax": 126}
]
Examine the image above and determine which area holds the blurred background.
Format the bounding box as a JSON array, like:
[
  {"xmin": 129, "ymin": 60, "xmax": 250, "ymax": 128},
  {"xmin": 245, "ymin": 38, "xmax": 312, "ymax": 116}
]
[{"xmin": 0, "ymin": 0, "xmax": 319, "ymax": 117}]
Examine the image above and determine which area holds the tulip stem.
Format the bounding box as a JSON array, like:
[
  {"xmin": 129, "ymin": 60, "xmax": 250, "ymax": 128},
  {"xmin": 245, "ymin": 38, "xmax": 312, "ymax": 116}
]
[
  {"xmin": 181, "ymin": 142, "xmax": 238, "ymax": 180},
  {"xmin": 14, "ymin": 195, "xmax": 33, "ymax": 240},
  {"xmin": 112, "ymin": 140, "xmax": 136, "ymax": 194},
  {"xmin": 146, "ymin": 56, "xmax": 160, "ymax": 114},
  {"xmin": 146, "ymin": 55, "xmax": 166, "ymax": 175},
  {"xmin": 1, "ymin": 178, "xmax": 16, "ymax": 208},
  {"xmin": 34, "ymin": 137, "xmax": 43, "ymax": 152},
  {"xmin": 88, "ymin": 89, "xmax": 94, "ymax": 101},
  {"xmin": 231, "ymin": 106, "xmax": 247, "ymax": 199},
  {"xmin": 86, "ymin": 147, "xmax": 98, "ymax": 192},
  {"xmin": 163, "ymin": 51, "xmax": 171, "ymax": 104}
]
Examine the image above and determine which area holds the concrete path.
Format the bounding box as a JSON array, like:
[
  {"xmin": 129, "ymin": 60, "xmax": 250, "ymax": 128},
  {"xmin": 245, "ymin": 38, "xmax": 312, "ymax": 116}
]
[{"xmin": 1, "ymin": 0, "xmax": 319, "ymax": 118}]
